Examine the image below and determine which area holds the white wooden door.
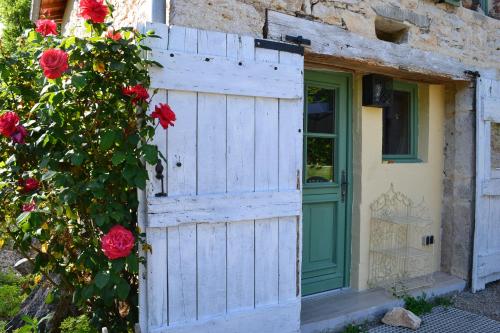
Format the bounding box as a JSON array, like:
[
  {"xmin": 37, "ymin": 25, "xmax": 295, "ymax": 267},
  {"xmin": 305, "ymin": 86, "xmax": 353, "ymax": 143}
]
[
  {"xmin": 139, "ymin": 23, "xmax": 304, "ymax": 333},
  {"xmin": 472, "ymin": 77, "xmax": 500, "ymax": 292}
]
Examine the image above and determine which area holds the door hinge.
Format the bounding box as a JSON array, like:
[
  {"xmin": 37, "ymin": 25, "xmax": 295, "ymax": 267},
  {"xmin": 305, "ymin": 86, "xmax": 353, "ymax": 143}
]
[{"xmin": 255, "ymin": 39, "xmax": 304, "ymax": 56}]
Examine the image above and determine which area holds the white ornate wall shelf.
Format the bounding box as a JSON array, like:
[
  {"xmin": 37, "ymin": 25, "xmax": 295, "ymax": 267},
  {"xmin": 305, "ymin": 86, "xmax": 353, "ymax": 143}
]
[{"xmin": 368, "ymin": 184, "xmax": 435, "ymax": 294}]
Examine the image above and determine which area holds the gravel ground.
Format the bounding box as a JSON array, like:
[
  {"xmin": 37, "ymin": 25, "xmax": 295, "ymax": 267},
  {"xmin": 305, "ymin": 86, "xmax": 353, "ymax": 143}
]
[{"xmin": 450, "ymin": 280, "xmax": 500, "ymax": 322}]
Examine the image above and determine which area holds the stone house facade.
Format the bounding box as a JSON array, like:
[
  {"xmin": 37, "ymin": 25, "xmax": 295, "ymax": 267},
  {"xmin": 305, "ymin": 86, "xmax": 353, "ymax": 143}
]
[{"xmin": 32, "ymin": 0, "xmax": 500, "ymax": 332}]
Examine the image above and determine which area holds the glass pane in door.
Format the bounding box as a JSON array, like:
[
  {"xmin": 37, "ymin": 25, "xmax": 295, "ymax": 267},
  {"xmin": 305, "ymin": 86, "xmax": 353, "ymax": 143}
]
[
  {"xmin": 306, "ymin": 137, "xmax": 334, "ymax": 183},
  {"xmin": 307, "ymin": 87, "xmax": 335, "ymax": 134}
]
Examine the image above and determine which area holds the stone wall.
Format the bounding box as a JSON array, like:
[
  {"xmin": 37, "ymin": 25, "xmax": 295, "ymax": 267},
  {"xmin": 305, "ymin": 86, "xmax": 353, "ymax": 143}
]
[
  {"xmin": 169, "ymin": 0, "xmax": 500, "ymax": 72},
  {"xmin": 62, "ymin": 0, "xmax": 150, "ymax": 35},
  {"xmin": 441, "ymin": 82, "xmax": 476, "ymax": 280}
]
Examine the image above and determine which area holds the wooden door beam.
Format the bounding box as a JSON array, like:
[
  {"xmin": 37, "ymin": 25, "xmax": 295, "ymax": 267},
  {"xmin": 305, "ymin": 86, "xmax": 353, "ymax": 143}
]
[{"xmin": 266, "ymin": 10, "xmax": 480, "ymax": 83}]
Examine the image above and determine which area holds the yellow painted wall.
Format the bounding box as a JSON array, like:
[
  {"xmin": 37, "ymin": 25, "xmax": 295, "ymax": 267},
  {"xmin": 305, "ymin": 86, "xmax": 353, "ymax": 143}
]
[{"xmin": 351, "ymin": 78, "xmax": 446, "ymax": 290}]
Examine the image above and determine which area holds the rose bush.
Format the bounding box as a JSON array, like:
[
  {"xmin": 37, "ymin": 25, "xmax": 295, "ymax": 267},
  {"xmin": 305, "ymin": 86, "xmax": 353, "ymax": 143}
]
[{"xmin": 0, "ymin": 3, "xmax": 174, "ymax": 332}]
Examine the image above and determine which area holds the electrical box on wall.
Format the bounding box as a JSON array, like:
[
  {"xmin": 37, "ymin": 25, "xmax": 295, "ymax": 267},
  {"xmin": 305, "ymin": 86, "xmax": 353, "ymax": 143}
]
[{"xmin": 362, "ymin": 74, "xmax": 394, "ymax": 108}]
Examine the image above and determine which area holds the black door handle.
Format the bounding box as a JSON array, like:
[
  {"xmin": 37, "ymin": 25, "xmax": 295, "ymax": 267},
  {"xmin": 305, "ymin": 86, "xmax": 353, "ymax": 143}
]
[{"xmin": 341, "ymin": 170, "xmax": 348, "ymax": 203}]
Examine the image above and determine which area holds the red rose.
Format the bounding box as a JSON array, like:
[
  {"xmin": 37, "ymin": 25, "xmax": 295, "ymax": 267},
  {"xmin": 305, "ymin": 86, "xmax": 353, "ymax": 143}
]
[
  {"xmin": 11, "ymin": 125, "xmax": 28, "ymax": 144},
  {"xmin": 23, "ymin": 178, "xmax": 40, "ymax": 192},
  {"xmin": 35, "ymin": 19, "xmax": 57, "ymax": 36},
  {"xmin": 40, "ymin": 49, "xmax": 69, "ymax": 80},
  {"xmin": 22, "ymin": 202, "xmax": 36, "ymax": 212},
  {"xmin": 106, "ymin": 27, "xmax": 122, "ymax": 41},
  {"xmin": 80, "ymin": 0, "xmax": 109, "ymax": 24},
  {"xmin": 101, "ymin": 225, "xmax": 135, "ymax": 260},
  {"xmin": 152, "ymin": 103, "xmax": 176, "ymax": 129},
  {"xmin": 0, "ymin": 112, "xmax": 20, "ymax": 137},
  {"xmin": 122, "ymin": 84, "xmax": 149, "ymax": 105}
]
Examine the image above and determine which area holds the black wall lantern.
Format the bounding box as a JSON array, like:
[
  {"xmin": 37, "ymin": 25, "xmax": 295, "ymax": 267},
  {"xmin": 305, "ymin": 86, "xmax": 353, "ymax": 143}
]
[{"xmin": 362, "ymin": 74, "xmax": 394, "ymax": 108}]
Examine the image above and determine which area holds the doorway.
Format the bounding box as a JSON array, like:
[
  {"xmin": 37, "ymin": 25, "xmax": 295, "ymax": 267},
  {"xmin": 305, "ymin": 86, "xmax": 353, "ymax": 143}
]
[{"xmin": 302, "ymin": 70, "xmax": 352, "ymax": 296}]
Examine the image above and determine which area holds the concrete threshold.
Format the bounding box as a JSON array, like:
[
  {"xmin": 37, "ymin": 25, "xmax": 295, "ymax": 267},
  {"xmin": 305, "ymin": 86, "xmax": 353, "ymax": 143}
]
[{"xmin": 300, "ymin": 272, "xmax": 466, "ymax": 333}]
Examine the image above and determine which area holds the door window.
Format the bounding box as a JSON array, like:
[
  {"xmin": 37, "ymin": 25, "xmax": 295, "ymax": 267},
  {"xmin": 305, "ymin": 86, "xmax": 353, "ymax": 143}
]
[{"xmin": 305, "ymin": 85, "xmax": 337, "ymax": 184}]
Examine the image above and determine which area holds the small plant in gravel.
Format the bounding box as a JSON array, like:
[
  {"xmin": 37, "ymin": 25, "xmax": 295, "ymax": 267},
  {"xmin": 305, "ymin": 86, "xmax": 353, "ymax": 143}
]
[
  {"xmin": 341, "ymin": 323, "xmax": 367, "ymax": 333},
  {"xmin": 403, "ymin": 293, "xmax": 434, "ymax": 316}
]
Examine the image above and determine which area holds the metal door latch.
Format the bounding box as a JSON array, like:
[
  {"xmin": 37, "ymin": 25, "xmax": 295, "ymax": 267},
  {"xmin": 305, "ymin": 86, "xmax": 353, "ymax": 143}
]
[{"xmin": 341, "ymin": 170, "xmax": 348, "ymax": 203}]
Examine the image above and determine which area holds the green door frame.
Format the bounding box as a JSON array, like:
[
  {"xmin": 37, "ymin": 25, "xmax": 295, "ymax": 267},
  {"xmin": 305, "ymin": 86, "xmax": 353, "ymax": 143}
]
[{"xmin": 302, "ymin": 70, "xmax": 353, "ymax": 294}]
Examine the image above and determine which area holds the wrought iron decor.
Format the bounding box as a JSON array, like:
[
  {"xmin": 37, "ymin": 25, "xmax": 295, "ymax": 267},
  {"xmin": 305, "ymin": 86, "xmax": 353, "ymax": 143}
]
[{"xmin": 368, "ymin": 184, "xmax": 434, "ymax": 294}]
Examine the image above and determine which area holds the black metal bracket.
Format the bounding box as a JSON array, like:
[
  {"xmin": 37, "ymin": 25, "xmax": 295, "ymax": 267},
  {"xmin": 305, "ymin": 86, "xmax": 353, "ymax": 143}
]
[
  {"xmin": 255, "ymin": 39, "xmax": 304, "ymax": 56},
  {"xmin": 155, "ymin": 159, "xmax": 167, "ymax": 197},
  {"xmin": 285, "ymin": 35, "xmax": 311, "ymax": 46},
  {"xmin": 464, "ymin": 70, "xmax": 481, "ymax": 78}
]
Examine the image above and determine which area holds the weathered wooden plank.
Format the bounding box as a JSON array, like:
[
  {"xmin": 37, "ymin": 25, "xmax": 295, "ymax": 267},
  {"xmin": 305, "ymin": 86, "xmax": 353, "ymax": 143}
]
[
  {"xmin": 254, "ymin": 219, "xmax": 279, "ymax": 307},
  {"xmin": 148, "ymin": 190, "xmax": 302, "ymax": 227},
  {"xmin": 483, "ymin": 97, "xmax": 500, "ymax": 123},
  {"xmin": 197, "ymin": 223, "xmax": 227, "ymax": 319},
  {"xmin": 147, "ymin": 228, "xmax": 168, "ymax": 327},
  {"xmin": 167, "ymin": 225, "xmax": 197, "ymax": 324},
  {"xmin": 473, "ymin": 77, "xmax": 500, "ymax": 292},
  {"xmin": 227, "ymin": 95, "xmax": 255, "ymax": 192},
  {"xmin": 149, "ymin": 300, "xmax": 301, "ymax": 333},
  {"xmin": 482, "ymin": 179, "xmax": 500, "ymax": 196},
  {"xmin": 477, "ymin": 251, "xmax": 500, "ymax": 277},
  {"xmin": 149, "ymin": 50, "xmax": 303, "ymax": 99},
  {"xmin": 197, "ymin": 30, "xmax": 226, "ymax": 57},
  {"xmin": 254, "ymin": 48, "xmax": 279, "ymax": 192},
  {"xmin": 278, "ymin": 217, "xmax": 298, "ymax": 302},
  {"xmin": 197, "ymin": 93, "xmax": 227, "ymax": 194},
  {"xmin": 227, "ymin": 220, "xmax": 255, "ymax": 311},
  {"xmin": 226, "ymin": 34, "xmax": 254, "ymax": 62},
  {"xmin": 266, "ymin": 10, "xmax": 471, "ymax": 81},
  {"xmin": 167, "ymin": 91, "xmax": 197, "ymax": 196},
  {"xmin": 278, "ymin": 50, "xmax": 302, "ymax": 301}
]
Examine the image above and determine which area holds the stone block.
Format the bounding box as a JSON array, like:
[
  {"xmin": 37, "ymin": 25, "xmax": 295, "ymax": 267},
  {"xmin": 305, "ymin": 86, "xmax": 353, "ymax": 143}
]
[
  {"xmin": 312, "ymin": 2, "xmax": 343, "ymax": 26},
  {"xmin": 372, "ymin": 4, "xmax": 430, "ymax": 28},
  {"xmin": 382, "ymin": 307, "xmax": 422, "ymax": 330}
]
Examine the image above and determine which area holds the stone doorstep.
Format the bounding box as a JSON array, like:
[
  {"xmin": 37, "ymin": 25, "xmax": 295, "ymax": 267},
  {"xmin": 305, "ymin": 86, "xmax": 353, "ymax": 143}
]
[{"xmin": 300, "ymin": 272, "xmax": 466, "ymax": 333}]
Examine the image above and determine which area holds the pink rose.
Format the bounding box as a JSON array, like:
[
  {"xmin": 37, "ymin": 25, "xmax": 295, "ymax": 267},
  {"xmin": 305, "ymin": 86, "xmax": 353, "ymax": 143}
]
[
  {"xmin": 80, "ymin": 0, "xmax": 109, "ymax": 24},
  {"xmin": 22, "ymin": 202, "xmax": 36, "ymax": 212},
  {"xmin": 122, "ymin": 84, "xmax": 149, "ymax": 105},
  {"xmin": 151, "ymin": 103, "xmax": 176, "ymax": 129},
  {"xmin": 106, "ymin": 27, "xmax": 122, "ymax": 41},
  {"xmin": 0, "ymin": 112, "xmax": 19, "ymax": 137},
  {"xmin": 11, "ymin": 125, "xmax": 27, "ymax": 144},
  {"xmin": 35, "ymin": 19, "xmax": 57, "ymax": 36},
  {"xmin": 22, "ymin": 178, "xmax": 40, "ymax": 192},
  {"xmin": 101, "ymin": 225, "xmax": 135, "ymax": 260},
  {"xmin": 40, "ymin": 49, "xmax": 69, "ymax": 80}
]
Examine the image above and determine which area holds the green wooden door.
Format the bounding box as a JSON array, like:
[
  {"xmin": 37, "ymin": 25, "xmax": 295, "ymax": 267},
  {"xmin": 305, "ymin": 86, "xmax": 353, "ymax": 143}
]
[{"xmin": 302, "ymin": 71, "xmax": 351, "ymax": 296}]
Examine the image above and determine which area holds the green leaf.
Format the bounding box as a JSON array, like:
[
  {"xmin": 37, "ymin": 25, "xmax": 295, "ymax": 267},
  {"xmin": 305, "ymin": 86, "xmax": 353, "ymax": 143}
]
[
  {"xmin": 111, "ymin": 151, "xmax": 126, "ymax": 165},
  {"xmin": 81, "ymin": 285, "xmax": 95, "ymax": 300},
  {"xmin": 94, "ymin": 215, "xmax": 109, "ymax": 227},
  {"xmin": 70, "ymin": 152, "xmax": 85, "ymax": 166},
  {"xmin": 16, "ymin": 212, "xmax": 31, "ymax": 225},
  {"xmin": 45, "ymin": 292, "xmax": 55, "ymax": 304},
  {"xmin": 71, "ymin": 73, "xmax": 87, "ymax": 89},
  {"xmin": 41, "ymin": 170, "xmax": 57, "ymax": 181},
  {"xmin": 116, "ymin": 278, "xmax": 130, "ymax": 300},
  {"xmin": 134, "ymin": 170, "xmax": 148, "ymax": 190},
  {"xmin": 99, "ymin": 131, "xmax": 116, "ymax": 150},
  {"xmin": 142, "ymin": 144, "xmax": 158, "ymax": 165},
  {"xmin": 94, "ymin": 271, "xmax": 110, "ymax": 289}
]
